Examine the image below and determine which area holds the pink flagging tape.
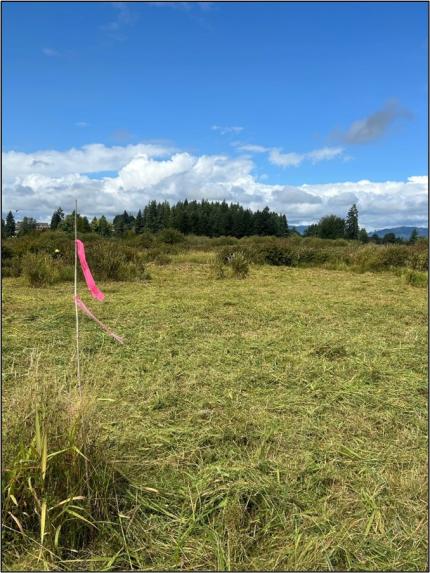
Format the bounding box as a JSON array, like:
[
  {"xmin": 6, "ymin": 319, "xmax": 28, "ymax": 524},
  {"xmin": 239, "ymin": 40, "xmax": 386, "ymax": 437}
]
[
  {"xmin": 76, "ymin": 240, "xmax": 105, "ymax": 301},
  {"xmin": 74, "ymin": 295, "xmax": 124, "ymax": 344}
]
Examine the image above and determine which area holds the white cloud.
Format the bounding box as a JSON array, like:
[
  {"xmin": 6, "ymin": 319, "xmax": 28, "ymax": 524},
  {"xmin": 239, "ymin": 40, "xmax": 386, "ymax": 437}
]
[
  {"xmin": 269, "ymin": 146, "xmax": 344, "ymax": 167},
  {"xmin": 2, "ymin": 143, "xmax": 173, "ymax": 181},
  {"xmin": 235, "ymin": 144, "xmax": 268, "ymax": 154},
  {"xmin": 2, "ymin": 143, "xmax": 427, "ymax": 230},
  {"xmin": 212, "ymin": 125, "xmax": 244, "ymax": 135},
  {"xmin": 235, "ymin": 142, "xmax": 344, "ymax": 168},
  {"xmin": 75, "ymin": 121, "xmax": 89, "ymax": 128},
  {"xmin": 269, "ymin": 149, "xmax": 304, "ymax": 167},
  {"xmin": 307, "ymin": 147, "xmax": 344, "ymax": 164}
]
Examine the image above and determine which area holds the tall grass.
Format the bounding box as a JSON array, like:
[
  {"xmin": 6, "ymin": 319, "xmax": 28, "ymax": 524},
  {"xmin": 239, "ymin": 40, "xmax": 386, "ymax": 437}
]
[{"xmin": 2, "ymin": 368, "xmax": 130, "ymax": 571}]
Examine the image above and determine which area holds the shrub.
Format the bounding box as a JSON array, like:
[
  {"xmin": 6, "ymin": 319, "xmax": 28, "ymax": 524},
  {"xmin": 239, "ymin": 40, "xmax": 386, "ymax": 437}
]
[
  {"xmin": 144, "ymin": 248, "xmax": 172, "ymax": 265},
  {"xmin": 21, "ymin": 253, "xmax": 60, "ymax": 287},
  {"xmin": 228, "ymin": 251, "xmax": 249, "ymax": 279},
  {"xmin": 218, "ymin": 245, "xmax": 257, "ymax": 264},
  {"xmin": 85, "ymin": 243, "xmax": 148, "ymax": 281},
  {"xmin": 378, "ymin": 245, "xmax": 411, "ymax": 269},
  {"xmin": 58, "ymin": 264, "xmax": 75, "ymax": 282},
  {"xmin": 210, "ymin": 255, "xmax": 226, "ymax": 279},
  {"xmin": 158, "ymin": 228, "xmax": 185, "ymax": 244},
  {"xmin": 408, "ymin": 251, "xmax": 428, "ymax": 272},
  {"xmin": 136, "ymin": 231, "xmax": 156, "ymax": 248},
  {"xmin": 295, "ymin": 247, "xmax": 330, "ymax": 265},
  {"xmin": 402, "ymin": 269, "xmax": 428, "ymax": 288},
  {"xmin": 2, "ymin": 257, "xmax": 22, "ymax": 278},
  {"xmin": 262, "ymin": 245, "xmax": 295, "ymax": 266},
  {"xmin": 348, "ymin": 245, "xmax": 382, "ymax": 272},
  {"xmin": 1, "ymin": 244, "xmax": 13, "ymax": 260}
]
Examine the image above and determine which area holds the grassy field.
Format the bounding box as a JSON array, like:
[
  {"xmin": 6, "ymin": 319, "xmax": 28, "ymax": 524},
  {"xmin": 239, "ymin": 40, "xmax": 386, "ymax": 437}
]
[{"xmin": 2, "ymin": 258, "xmax": 428, "ymax": 571}]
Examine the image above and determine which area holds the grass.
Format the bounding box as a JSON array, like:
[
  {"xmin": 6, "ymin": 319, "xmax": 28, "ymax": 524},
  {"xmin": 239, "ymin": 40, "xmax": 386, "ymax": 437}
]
[{"xmin": 2, "ymin": 257, "xmax": 428, "ymax": 571}]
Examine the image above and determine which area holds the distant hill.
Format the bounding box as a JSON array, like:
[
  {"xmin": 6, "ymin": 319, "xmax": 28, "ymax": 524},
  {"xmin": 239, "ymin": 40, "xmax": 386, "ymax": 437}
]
[
  {"xmin": 291, "ymin": 225, "xmax": 428, "ymax": 240},
  {"xmin": 291, "ymin": 225, "xmax": 308, "ymax": 235},
  {"xmin": 372, "ymin": 227, "xmax": 428, "ymax": 240}
]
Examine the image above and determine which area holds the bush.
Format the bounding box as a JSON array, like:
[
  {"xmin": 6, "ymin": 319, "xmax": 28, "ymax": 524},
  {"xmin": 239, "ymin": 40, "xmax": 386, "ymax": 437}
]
[
  {"xmin": 136, "ymin": 231, "xmax": 156, "ymax": 248},
  {"xmin": 1, "ymin": 244, "xmax": 13, "ymax": 260},
  {"xmin": 21, "ymin": 253, "xmax": 60, "ymax": 287},
  {"xmin": 2, "ymin": 257, "xmax": 22, "ymax": 278},
  {"xmin": 378, "ymin": 245, "xmax": 411, "ymax": 269},
  {"xmin": 408, "ymin": 251, "xmax": 428, "ymax": 272},
  {"xmin": 228, "ymin": 251, "xmax": 250, "ymax": 279},
  {"xmin": 262, "ymin": 245, "xmax": 295, "ymax": 266},
  {"xmin": 158, "ymin": 228, "xmax": 185, "ymax": 244},
  {"xmin": 144, "ymin": 248, "xmax": 172, "ymax": 265},
  {"xmin": 210, "ymin": 256, "xmax": 226, "ymax": 279},
  {"xmin": 295, "ymin": 247, "xmax": 330, "ymax": 265},
  {"xmin": 58, "ymin": 264, "xmax": 75, "ymax": 282},
  {"xmin": 217, "ymin": 245, "xmax": 257, "ymax": 264},
  {"xmin": 85, "ymin": 243, "xmax": 148, "ymax": 281},
  {"xmin": 402, "ymin": 269, "xmax": 428, "ymax": 288}
]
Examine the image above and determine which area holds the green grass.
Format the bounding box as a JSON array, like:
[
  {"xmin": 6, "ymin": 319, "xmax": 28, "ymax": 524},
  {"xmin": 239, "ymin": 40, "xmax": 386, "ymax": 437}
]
[{"xmin": 2, "ymin": 259, "xmax": 428, "ymax": 571}]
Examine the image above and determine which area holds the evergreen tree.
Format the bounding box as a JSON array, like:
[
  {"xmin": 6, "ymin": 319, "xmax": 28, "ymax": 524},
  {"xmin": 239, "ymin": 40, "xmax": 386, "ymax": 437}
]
[
  {"xmin": 81, "ymin": 216, "xmax": 91, "ymax": 233},
  {"xmin": 318, "ymin": 215, "xmax": 345, "ymax": 239},
  {"xmin": 113, "ymin": 213, "xmax": 126, "ymax": 235},
  {"xmin": 113, "ymin": 200, "xmax": 289, "ymax": 238},
  {"xmin": 358, "ymin": 228, "xmax": 369, "ymax": 243},
  {"xmin": 135, "ymin": 209, "xmax": 144, "ymax": 234},
  {"xmin": 279, "ymin": 214, "xmax": 289, "ymax": 237},
  {"xmin": 344, "ymin": 204, "xmax": 359, "ymax": 240},
  {"xmin": 409, "ymin": 228, "xmax": 419, "ymax": 244},
  {"xmin": 18, "ymin": 217, "xmax": 37, "ymax": 236},
  {"xmin": 50, "ymin": 207, "xmax": 64, "ymax": 230},
  {"xmin": 5, "ymin": 211, "xmax": 16, "ymax": 237},
  {"xmin": 90, "ymin": 217, "xmax": 99, "ymax": 233},
  {"xmin": 382, "ymin": 232, "xmax": 396, "ymax": 244},
  {"xmin": 1, "ymin": 218, "xmax": 6, "ymax": 239},
  {"xmin": 60, "ymin": 211, "xmax": 92, "ymax": 233},
  {"xmin": 143, "ymin": 201, "xmax": 160, "ymax": 232},
  {"xmin": 370, "ymin": 233, "xmax": 381, "ymax": 244},
  {"xmin": 97, "ymin": 215, "xmax": 112, "ymax": 237},
  {"xmin": 304, "ymin": 223, "xmax": 320, "ymax": 237}
]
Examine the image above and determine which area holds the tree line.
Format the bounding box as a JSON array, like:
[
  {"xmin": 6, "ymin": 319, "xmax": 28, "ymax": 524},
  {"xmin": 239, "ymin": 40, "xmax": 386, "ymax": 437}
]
[{"xmin": 1, "ymin": 201, "xmax": 422, "ymax": 244}]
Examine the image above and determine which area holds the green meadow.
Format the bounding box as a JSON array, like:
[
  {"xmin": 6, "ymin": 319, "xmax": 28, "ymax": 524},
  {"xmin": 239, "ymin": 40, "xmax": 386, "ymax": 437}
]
[{"xmin": 2, "ymin": 258, "xmax": 428, "ymax": 571}]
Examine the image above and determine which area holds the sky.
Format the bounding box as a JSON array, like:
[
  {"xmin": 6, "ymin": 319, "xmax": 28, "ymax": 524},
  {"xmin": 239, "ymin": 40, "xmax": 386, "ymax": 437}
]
[{"xmin": 2, "ymin": 1, "xmax": 428, "ymax": 230}]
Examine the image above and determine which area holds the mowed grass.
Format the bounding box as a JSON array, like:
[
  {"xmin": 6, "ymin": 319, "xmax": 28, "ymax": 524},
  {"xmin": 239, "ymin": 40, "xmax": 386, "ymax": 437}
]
[{"xmin": 2, "ymin": 260, "xmax": 428, "ymax": 571}]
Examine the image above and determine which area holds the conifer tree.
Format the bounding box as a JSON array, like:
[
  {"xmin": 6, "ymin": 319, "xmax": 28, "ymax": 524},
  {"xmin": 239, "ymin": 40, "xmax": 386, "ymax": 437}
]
[
  {"xmin": 5, "ymin": 211, "xmax": 16, "ymax": 237},
  {"xmin": 50, "ymin": 207, "xmax": 64, "ymax": 230},
  {"xmin": 345, "ymin": 204, "xmax": 359, "ymax": 240}
]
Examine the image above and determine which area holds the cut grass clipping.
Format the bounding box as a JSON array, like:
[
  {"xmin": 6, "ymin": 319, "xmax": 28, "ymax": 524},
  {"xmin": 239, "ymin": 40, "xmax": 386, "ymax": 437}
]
[{"xmin": 2, "ymin": 258, "xmax": 428, "ymax": 570}]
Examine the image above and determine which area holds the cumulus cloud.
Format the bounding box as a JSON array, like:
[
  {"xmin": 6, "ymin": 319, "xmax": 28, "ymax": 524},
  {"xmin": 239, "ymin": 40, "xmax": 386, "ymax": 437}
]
[
  {"xmin": 2, "ymin": 143, "xmax": 427, "ymax": 230},
  {"xmin": 335, "ymin": 100, "xmax": 412, "ymax": 145},
  {"xmin": 3, "ymin": 143, "xmax": 173, "ymax": 181}
]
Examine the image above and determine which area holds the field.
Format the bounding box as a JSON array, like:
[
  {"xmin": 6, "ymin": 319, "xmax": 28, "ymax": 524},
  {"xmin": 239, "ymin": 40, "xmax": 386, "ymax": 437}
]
[{"xmin": 2, "ymin": 256, "xmax": 428, "ymax": 571}]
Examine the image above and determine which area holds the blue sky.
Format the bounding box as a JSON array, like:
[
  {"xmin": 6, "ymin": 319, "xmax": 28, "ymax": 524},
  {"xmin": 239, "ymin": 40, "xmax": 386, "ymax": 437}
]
[{"xmin": 3, "ymin": 1, "xmax": 428, "ymax": 229}]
